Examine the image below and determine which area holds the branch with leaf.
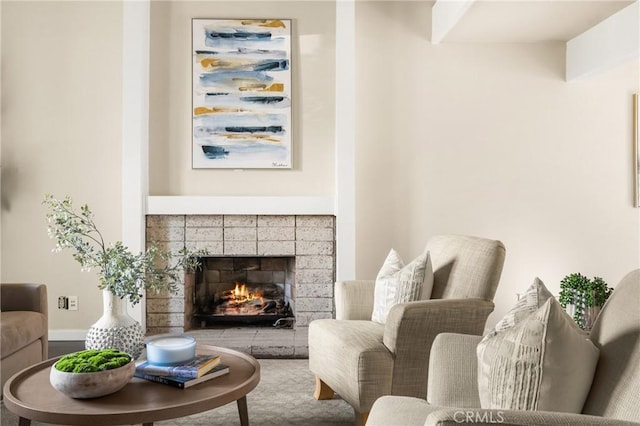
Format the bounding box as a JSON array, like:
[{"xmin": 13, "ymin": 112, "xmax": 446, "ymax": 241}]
[{"xmin": 44, "ymin": 195, "xmax": 208, "ymax": 305}]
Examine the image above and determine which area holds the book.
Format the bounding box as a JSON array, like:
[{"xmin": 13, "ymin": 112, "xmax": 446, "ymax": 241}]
[
  {"xmin": 135, "ymin": 354, "xmax": 221, "ymax": 379},
  {"xmin": 134, "ymin": 363, "xmax": 230, "ymax": 389}
]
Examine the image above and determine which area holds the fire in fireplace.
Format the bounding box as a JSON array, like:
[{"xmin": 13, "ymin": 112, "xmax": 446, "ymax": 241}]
[
  {"xmin": 214, "ymin": 282, "xmax": 289, "ymax": 316},
  {"xmin": 223, "ymin": 282, "xmax": 262, "ymax": 313},
  {"xmin": 192, "ymin": 256, "xmax": 294, "ymax": 328}
]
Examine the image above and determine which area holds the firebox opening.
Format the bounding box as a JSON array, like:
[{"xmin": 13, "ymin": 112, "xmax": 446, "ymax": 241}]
[{"xmin": 191, "ymin": 256, "xmax": 295, "ymax": 328}]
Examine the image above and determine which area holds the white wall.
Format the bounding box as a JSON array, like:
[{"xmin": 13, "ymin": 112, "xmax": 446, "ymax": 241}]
[
  {"xmin": 1, "ymin": 0, "xmax": 336, "ymax": 334},
  {"xmin": 148, "ymin": 1, "xmax": 336, "ymax": 196},
  {"xmin": 1, "ymin": 1, "xmax": 123, "ymax": 333},
  {"xmin": 2, "ymin": 0, "xmax": 638, "ymax": 335},
  {"xmin": 355, "ymin": 1, "xmax": 640, "ymax": 326}
]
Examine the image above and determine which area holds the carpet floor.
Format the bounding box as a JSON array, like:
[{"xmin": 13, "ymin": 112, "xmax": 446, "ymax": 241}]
[{"xmin": 1, "ymin": 359, "xmax": 354, "ymax": 426}]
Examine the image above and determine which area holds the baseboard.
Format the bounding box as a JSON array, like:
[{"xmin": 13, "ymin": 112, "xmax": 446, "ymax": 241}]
[{"xmin": 48, "ymin": 329, "xmax": 87, "ymax": 341}]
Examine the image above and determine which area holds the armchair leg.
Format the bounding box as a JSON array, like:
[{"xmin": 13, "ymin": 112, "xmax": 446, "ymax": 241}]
[
  {"xmin": 354, "ymin": 410, "xmax": 369, "ymax": 426},
  {"xmin": 313, "ymin": 376, "xmax": 335, "ymax": 400}
]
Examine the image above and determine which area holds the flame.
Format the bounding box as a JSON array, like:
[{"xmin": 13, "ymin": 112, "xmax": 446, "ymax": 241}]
[{"xmin": 229, "ymin": 282, "xmax": 262, "ymax": 305}]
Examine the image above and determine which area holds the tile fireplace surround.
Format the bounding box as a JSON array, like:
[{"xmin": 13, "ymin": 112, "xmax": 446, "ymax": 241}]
[{"xmin": 145, "ymin": 214, "xmax": 336, "ymax": 357}]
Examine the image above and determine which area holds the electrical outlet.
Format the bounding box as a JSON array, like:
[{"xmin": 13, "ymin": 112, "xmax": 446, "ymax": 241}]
[
  {"xmin": 58, "ymin": 296, "xmax": 69, "ymax": 310},
  {"xmin": 68, "ymin": 296, "xmax": 78, "ymax": 311}
]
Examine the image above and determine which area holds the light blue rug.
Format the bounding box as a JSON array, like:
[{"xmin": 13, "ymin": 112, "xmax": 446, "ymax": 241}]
[{"xmin": 1, "ymin": 359, "xmax": 354, "ymax": 426}]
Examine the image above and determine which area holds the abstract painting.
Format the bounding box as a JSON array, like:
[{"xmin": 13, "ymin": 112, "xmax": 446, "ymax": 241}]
[{"xmin": 192, "ymin": 19, "xmax": 292, "ymax": 169}]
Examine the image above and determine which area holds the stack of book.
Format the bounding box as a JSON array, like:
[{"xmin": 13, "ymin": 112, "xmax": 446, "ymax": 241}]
[{"xmin": 134, "ymin": 354, "xmax": 229, "ymax": 388}]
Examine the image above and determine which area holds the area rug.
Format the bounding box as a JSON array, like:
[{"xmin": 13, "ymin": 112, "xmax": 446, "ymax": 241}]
[{"xmin": 0, "ymin": 359, "xmax": 354, "ymax": 426}]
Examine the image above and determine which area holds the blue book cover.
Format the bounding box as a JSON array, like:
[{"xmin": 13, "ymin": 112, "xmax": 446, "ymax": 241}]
[
  {"xmin": 135, "ymin": 354, "xmax": 220, "ymax": 378},
  {"xmin": 134, "ymin": 363, "xmax": 230, "ymax": 389}
]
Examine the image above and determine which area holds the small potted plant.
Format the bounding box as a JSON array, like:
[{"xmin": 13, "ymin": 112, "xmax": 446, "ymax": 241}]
[
  {"xmin": 44, "ymin": 195, "xmax": 207, "ymax": 358},
  {"xmin": 558, "ymin": 273, "xmax": 613, "ymax": 331}
]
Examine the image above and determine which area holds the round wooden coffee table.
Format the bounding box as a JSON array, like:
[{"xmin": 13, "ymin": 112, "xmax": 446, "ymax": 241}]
[{"xmin": 3, "ymin": 345, "xmax": 260, "ymax": 426}]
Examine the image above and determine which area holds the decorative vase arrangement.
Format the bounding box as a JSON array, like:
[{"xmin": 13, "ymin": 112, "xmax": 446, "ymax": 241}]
[
  {"xmin": 85, "ymin": 290, "xmax": 146, "ymax": 359},
  {"xmin": 44, "ymin": 195, "xmax": 206, "ymax": 358},
  {"xmin": 558, "ymin": 273, "xmax": 613, "ymax": 331}
]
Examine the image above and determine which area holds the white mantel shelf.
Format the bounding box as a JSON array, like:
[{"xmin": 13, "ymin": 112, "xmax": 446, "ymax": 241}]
[{"xmin": 147, "ymin": 196, "xmax": 336, "ymax": 216}]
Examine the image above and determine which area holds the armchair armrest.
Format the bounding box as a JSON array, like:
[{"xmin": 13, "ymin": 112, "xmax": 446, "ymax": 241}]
[
  {"xmin": 384, "ymin": 298, "xmax": 493, "ymax": 353},
  {"xmin": 383, "ymin": 298, "xmax": 494, "ymax": 396},
  {"xmin": 335, "ymin": 280, "xmax": 375, "ymax": 320},
  {"xmin": 427, "ymin": 333, "xmax": 482, "ymax": 408},
  {"xmin": 1, "ymin": 283, "xmax": 48, "ymax": 360},
  {"xmin": 425, "ymin": 409, "xmax": 640, "ymax": 426}
]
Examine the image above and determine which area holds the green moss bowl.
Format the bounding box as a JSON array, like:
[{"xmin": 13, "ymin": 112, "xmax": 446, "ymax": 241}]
[{"xmin": 49, "ymin": 351, "xmax": 135, "ymax": 399}]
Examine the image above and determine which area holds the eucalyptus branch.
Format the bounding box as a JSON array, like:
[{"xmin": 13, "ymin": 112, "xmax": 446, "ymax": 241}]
[
  {"xmin": 43, "ymin": 195, "xmax": 208, "ymax": 306},
  {"xmin": 50, "ymin": 196, "xmax": 106, "ymax": 251}
]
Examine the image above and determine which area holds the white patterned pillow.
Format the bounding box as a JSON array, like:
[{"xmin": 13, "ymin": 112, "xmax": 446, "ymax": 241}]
[
  {"xmin": 492, "ymin": 277, "xmax": 554, "ymax": 333},
  {"xmin": 477, "ymin": 278, "xmax": 599, "ymax": 413},
  {"xmin": 370, "ymin": 249, "xmax": 432, "ymax": 324}
]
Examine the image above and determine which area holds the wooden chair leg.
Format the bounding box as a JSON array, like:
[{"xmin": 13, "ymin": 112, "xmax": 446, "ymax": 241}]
[
  {"xmin": 355, "ymin": 410, "xmax": 369, "ymax": 426},
  {"xmin": 313, "ymin": 376, "xmax": 335, "ymax": 400}
]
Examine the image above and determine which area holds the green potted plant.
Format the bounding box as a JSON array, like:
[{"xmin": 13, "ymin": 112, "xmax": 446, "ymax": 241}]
[
  {"xmin": 558, "ymin": 273, "xmax": 613, "ymax": 331},
  {"xmin": 44, "ymin": 195, "xmax": 207, "ymax": 358}
]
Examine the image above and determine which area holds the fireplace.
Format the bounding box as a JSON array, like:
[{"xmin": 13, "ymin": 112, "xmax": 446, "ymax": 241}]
[
  {"xmin": 192, "ymin": 256, "xmax": 295, "ymax": 328},
  {"xmin": 145, "ymin": 214, "xmax": 336, "ymax": 336}
]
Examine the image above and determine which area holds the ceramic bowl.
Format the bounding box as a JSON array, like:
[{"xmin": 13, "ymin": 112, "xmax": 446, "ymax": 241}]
[{"xmin": 50, "ymin": 359, "xmax": 135, "ymax": 399}]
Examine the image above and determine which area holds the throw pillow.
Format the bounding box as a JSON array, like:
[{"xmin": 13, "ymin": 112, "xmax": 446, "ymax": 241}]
[
  {"xmin": 370, "ymin": 249, "xmax": 433, "ymax": 324},
  {"xmin": 492, "ymin": 277, "xmax": 554, "ymax": 333},
  {"xmin": 477, "ymin": 278, "xmax": 599, "ymax": 413}
]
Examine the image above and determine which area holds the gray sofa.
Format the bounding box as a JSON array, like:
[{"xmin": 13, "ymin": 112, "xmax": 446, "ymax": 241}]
[
  {"xmin": 1, "ymin": 283, "xmax": 48, "ymax": 396},
  {"xmin": 367, "ymin": 269, "xmax": 640, "ymax": 425}
]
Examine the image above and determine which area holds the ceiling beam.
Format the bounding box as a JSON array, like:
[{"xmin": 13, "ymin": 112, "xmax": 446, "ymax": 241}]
[
  {"xmin": 431, "ymin": 0, "xmax": 477, "ymax": 44},
  {"xmin": 566, "ymin": 1, "xmax": 639, "ymax": 82}
]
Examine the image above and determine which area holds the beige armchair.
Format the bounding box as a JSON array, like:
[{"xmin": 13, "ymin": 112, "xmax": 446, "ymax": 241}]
[
  {"xmin": 309, "ymin": 235, "xmax": 506, "ymax": 425},
  {"xmin": 367, "ymin": 269, "xmax": 640, "ymax": 426},
  {"xmin": 1, "ymin": 283, "xmax": 48, "ymax": 397}
]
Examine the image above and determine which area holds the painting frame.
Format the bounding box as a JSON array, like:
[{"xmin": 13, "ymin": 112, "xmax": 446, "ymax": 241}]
[
  {"xmin": 635, "ymin": 93, "xmax": 639, "ymax": 207},
  {"xmin": 191, "ymin": 19, "xmax": 293, "ymax": 169}
]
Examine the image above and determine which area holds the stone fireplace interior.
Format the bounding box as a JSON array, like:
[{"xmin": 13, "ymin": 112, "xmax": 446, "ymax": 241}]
[{"xmin": 190, "ymin": 256, "xmax": 295, "ymax": 328}]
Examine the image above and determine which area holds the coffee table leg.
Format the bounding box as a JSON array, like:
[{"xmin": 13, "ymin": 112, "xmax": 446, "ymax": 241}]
[
  {"xmin": 18, "ymin": 417, "xmax": 31, "ymax": 426},
  {"xmin": 237, "ymin": 396, "xmax": 249, "ymax": 426}
]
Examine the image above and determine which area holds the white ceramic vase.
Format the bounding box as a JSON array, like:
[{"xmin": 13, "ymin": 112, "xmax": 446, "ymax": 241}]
[
  {"xmin": 565, "ymin": 289, "xmax": 602, "ymax": 332},
  {"xmin": 566, "ymin": 302, "xmax": 600, "ymax": 332},
  {"xmin": 85, "ymin": 290, "xmax": 145, "ymax": 359}
]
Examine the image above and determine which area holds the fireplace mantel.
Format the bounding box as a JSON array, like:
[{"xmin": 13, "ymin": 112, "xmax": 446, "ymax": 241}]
[{"xmin": 147, "ymin": 196, "xmax": 335, "ymax": 215}]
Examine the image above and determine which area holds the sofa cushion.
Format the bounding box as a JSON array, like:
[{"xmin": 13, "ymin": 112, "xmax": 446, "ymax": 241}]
[
  {"xmin": 1, "ymin": 311, "xmax": 47, "ymax": 358},
  {"xmin": 368, "ymin": 395, "xmax": 439, "ymax": 426},
  {"xmin": 477, "ymin": 278, "xmax": 599, "ymax": 413},
  {"xmin": 371, "ymin": 249, "xmax": 432, "ymax": 324}
]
